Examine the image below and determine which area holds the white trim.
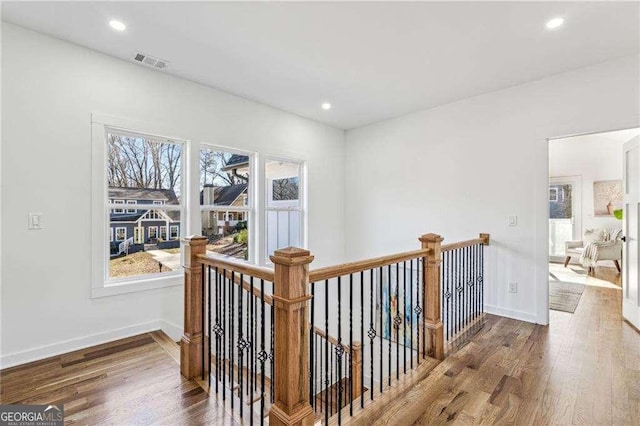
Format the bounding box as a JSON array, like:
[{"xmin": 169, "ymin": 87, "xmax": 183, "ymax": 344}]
[
  {"xmin": 160, "ymin": 225, "xmax": 167, "ymax": 240},
  {"xmin": 115, "ymin": 227, "xmax": 126, "ymax": 241},
  {"xmin": 126, "ymin": 200, "xmax": 136, "ymax": 213},
  {"xmin": 0, "ymin": 319, "xmax": 183, "ymax": 370},
  {"xmin": 153, "ymin": 200, "xmax": 164, "ymax": 205},
  {"xmin": 169, "ymin": 225, "xmax": 179, "ymax": 240},
  {"xmin": 93, "ymin": 274, "xmax": 181, "ymax": 297},
  {"xmin": 113, "ymin": 199, "xmax": 124, "ymax": 214},
  {"xmin": 484, "ymin": 304, "xmax": 538, "ymax": 323}
]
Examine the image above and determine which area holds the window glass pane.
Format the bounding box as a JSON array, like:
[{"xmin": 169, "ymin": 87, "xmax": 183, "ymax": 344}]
[
  {"xmin": 266, "ymin": 160, "xmax": 300, "ymax": 208},
  {"xmin": 107, "ymin": 133, "xmax": 182, "ymax": 205},
  {"xmin": 549, "ymin": 184, "xmax": 572, "ymax": 219},
  {"xmin": 200, "ymin": 148, "xmax": 251, "ymax": 261},
  {"xmin": 108, "ymin": 210, "xmax": 181, "ymax": 279}
]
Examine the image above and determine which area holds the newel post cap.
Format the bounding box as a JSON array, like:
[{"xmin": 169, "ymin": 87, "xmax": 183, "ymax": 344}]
[
  {"xmin": 270, "ymin": 247, "xmax": 314, "ymax": 266},
  {"xmin": 182, "ymin": 235, "xmax": 208, "ymax": 246},
  {"xmin": 419, "ymin": 233, "xmax": 444, "ymax": 243}
]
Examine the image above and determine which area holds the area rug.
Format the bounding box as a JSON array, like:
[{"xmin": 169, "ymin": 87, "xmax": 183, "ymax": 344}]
[{"xmin": 549, "ymin": 281, "xmax": 585, "ymax": 313}]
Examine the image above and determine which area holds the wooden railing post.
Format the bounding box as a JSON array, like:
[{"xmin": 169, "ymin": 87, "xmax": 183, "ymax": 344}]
[
  {"xmin": 351, "ymin": 342, "xmax": 363, "ymax": 399},
  {"xmin": 419, "ymin": 233, "xmax": 445, "ymax": 360},
  {"xmin": 269, "ymin": 247, "xmax": 315, "ymax": 426},
  {"xmin": 180, "ymin": 235, "xmax": 208, "ymax": 379}
]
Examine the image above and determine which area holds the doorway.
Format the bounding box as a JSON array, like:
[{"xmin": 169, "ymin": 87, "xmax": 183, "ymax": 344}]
[{"xmin": 547, "ymin": 127, "xmax": 639, "ymax": 317}]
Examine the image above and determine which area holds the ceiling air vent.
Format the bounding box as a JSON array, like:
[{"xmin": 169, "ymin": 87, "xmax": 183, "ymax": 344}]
[{"xmin": 132, "ymin": 52, "xmax": 169, "ymax": 70}]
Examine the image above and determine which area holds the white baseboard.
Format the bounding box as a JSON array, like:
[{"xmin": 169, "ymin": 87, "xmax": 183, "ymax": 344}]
[
  {"xmin": 0, "ymin": 319, "xmax": 183, "ymax": 370},
  {"xmin": 158, "ymin": 319, "xmax": 182, "ymax": 342},
  {"xmin": 484, "ymin": 304, "xmax": 538, "ymax": 324}
]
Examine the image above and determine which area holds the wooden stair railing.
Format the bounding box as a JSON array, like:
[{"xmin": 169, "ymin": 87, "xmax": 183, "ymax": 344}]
[{"xmin": 182, "ymin": 232, "xmax": 489, "ymax": 425}]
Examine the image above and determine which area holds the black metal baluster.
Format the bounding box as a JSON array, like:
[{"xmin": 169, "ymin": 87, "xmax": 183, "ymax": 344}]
[
  {"xmin": 259, "ymin": 279, "xmax": 266, "ymax": 424},
  {"xmin": 415, "ymin": 259, "xmax": 422, "ymax": 364},
  {"xmin": 324, "ymin": 280, "xmax": 329, "ymax": 424},
  {"xmin": 448, "ymin": 251, "xmax": 453, "ymax": 341},
  {"xmin": 457, "ymin": 249, "xmax": 462, "ymax": 336},
  {"xmin": 229, "ymin": 271, "xmax": 236, "ymax": 410},
  {"xmin": 214, "ymin": 267, "xmax": 220, "ymax": 393},
  {"xmin": 208, "ymin": 265, "xmax": 212, "ymax": 389},
  {"xmin": 368, "ymin": 269, "xmax": 375, "ymax": 401},
  {"xmin": 349, "ymin": 273, "xmax": 354, "ymax": 416},
  {"xmin": 330, "ymin": 343, "xmax": 334, "ymax": 416},
  {"xmin": 379, "ymin": 267, "xmax": 383, "ymax": 393},
  {"xmin": 467, "ymin": 246, "xmax": 471, "ymax": 327},
  {"xmin": 201, "ymin": 264, "xmax": 205, "ymax": 381},
  {"xmin": 476, "ymin": 244, "xmax": 480, "ymax": 319},
  {"xmin": 246, "ymin": 287, "xmax": 250, "ymax": 396},
  {"xmin": 270, "ymin": 304, "xmax": 274, "ymax": 403},
  {"xmin": 421, "ymin": 257, "xmax": 426, "ymax": 359},
  {"xmin": 250, "ymin": 282, "xmax": 255, "ymax": 425},
  {"xmin": 388, "ymin": 265, "xmax": 392, "ymax": 386},
  {"xmin": 410, "ymin": 259, "xmax": 414, "ymax": 369},
  {"xmin": 223, "ymin": 269, "xmax": 227, "ymax": 401},
  {"xmin": 337, "ymin": 276, "xmax": 343, "ymax": 424},
  {"xmin": 310, "ymin": 282, "xmax": 315, "ymax": 406},
  {"xmin": 403, "ymin": 261, "xmax": 407, "ymax": 374},
  {"xmin": 238, "ymin": 274, "xmax": 244, "ymax": 418},
  {"xmin": 360, "ymin": 270, "xmax": 365, "ymax": 409},
  {"xmin": 395, "ymin": 262, "xmax": 400, "ymax": 381},
  {"xmin": 480, "ymin": 244, "xmax": 484, "ymax": 313}
]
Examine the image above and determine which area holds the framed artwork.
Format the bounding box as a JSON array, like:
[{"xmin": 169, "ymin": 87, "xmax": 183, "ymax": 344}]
[{"xmin": 593, "ymin": 180, "xmax": 622, "ymax": 216}]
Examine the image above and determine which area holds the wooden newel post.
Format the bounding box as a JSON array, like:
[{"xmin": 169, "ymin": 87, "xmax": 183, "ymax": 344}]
[
  {"xmin": 419, "ymin": 233, "xmax": 445, "ymax": 360},
  {"xmin": 180, "ymin": 235, "xmax": 207, "ymax": 379},
  {"xmin": 269, "ymin": 247, "xmax": 315, "ymax": 426}
]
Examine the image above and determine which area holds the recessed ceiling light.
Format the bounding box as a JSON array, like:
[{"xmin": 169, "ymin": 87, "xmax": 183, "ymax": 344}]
[
  {"xmin": 546, "ymin": 17, "xmax": 564, "ymax": 30},
  {"xmin": 321, "ymin": 102, "xmax": 331, "ymax": 110},
  {"xmin": 109, "ymin": 20, "xmax": 126, "ymax": 32}
]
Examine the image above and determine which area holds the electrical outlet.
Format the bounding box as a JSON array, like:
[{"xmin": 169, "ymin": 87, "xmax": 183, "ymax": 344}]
[
  {"xmin": 508, "ymin": 216, "xmax": 518, "ymax": 226},
  {"xmin": 509, "ymin": 282, "xmax": 518, "ymax": 293}
]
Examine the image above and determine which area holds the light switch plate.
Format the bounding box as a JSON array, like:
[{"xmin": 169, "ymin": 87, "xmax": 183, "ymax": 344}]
[
  {"xmin": 509, "ymin": 282, "xmax": 518, "ymax": 293},
  {"xmin": 28, "ymin": 213, "xmax": 43, "ymax": 230},
  {"xmin": 508, "ymin": 216, "xmax": 518, "ymax": 226}
]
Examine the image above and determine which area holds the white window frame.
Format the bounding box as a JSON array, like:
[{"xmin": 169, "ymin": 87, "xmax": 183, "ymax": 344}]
[
  {"xmin": 115, "ymin": 227, "xmax": 127, "ymax": 242},
  {"xmin": 199, "ymin": 144, "xmax": 256, "ymax": 263},
  {"xmin": 113, "ymin": 199, "xmax": 124, "ymax": 214},
  {"xmin": 126, "ymin": 200, "xmax": 137, "ymax": 213},
  {"xmin": 264, "ymin": 156, "xmax": 307, "ymax": 265},
  {"xmin": 170, "ymin": 225, "xmax": 179, "ymax": 240},
  {"xmin": 153, "ymin": 200, "xmax": 164, "ymax": 205},
  {"xmin": 110, "ymin": 228, "xmax": 113, "ymax": 242},
  {"xmin": 160, "ymin": 226, "xmax": 167, "ymax": 240},
  {"xmin": 91, "ymin": 113, "xmax": 187, "ymax": 298},
  {"xmin": 549, "ymin": 187, "xmax": 558, "ymax": 202}
]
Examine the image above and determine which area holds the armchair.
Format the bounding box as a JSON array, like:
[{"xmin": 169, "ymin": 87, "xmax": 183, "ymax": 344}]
[{"xmin": 564, "ymin": 228, "xmax": 622, "ymax": 274}]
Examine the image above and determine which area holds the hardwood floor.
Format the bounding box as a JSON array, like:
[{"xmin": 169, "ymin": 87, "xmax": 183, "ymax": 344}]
[
  {"xmin": 1, "ymin": 264, "xmax": 636, "ymax": 425},
  {"xmin": 361, "ymin": 265, "xmax": 639, "ymax": 425},
  {"xmin": 0, "ymin": 331, "xmax": 240, "ymax": 425}
]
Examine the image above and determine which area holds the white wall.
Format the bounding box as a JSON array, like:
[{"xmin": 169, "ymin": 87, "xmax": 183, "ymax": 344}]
[
  {"xmin": 345, "ymin": 55, "xmax": 640, "ymax": 325},
  {"xmin": 0, "ymin": 23, "xmax": 345, "ymax": 366},
  {"xmin": 550, "ymin": 132, "xmax": 635, "ymax": 234}
]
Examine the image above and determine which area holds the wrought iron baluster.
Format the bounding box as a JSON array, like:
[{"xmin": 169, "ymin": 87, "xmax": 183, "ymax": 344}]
[
  {"xmin": 324, "ymin": 280, "xmax": 329, "ymax": 424},
  {"xmin": 259, "ymin": 279, "xmax": 266, "ymax": 424},
  {"xmin": 368, "ymin": 269, "xmax": 375, "ymax": 401},
  {"xmin": 230, "ymin": 271, "xmax": 235, "ymax": 411},
  {"xmin": 421, "ymin": 257, "xmax": 426, "ymax": 359},
  {"xmin": 310, "ymin": 282, "xmax": 315, "ymax": 406},
  {"xmin": 201, "ymin": 264, "xmax": 205, "ymax": 381},
  {"xmin": 238, "ymin": 274, "xmax": 244, "ymax": 418},
  {"xmin": 379, "ymin": 266, "xmax": 383, "ymax": 393},
  {"xmin": 403, "ymin": 261, "xmax": 407, "ymax": 374},
  {"xmin": 410, "ymin": 259, "xmax": 414, "ymax": 369},
  {"xmin": 270, "ymin": 304, "xmax": 274, "ymax": 403},
  {"xmin": 223, "ymin": 269, "xmax": 227, "ymax": 401},
  {"xmin": 349, "ymin": 273, "xmax": 354, "ymax": 416},
  {"xmin": 207, "ymin": 265, "xmax": 212, "ymax": 389},
  {"xmin": 388, "ymin": 265, "xmax": 392, "ymax": 386},
  {"xmin": 250, "ymin": 278, "xmax": 255, "ymax": 426},
  {"xmin": 214, "ymin": 267, "xmax": 220, "ymax": 393},
  {"xmin": 337, "ymin": 276, "xmax": 343, "ymax": 424},
  {"xmin": 360, "ymin": 270, "xmax": 364, "ymax": 409}
]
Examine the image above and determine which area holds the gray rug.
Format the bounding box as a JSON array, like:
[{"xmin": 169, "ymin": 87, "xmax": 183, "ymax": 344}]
[{"xmin": 549, "ymin": 281, "xmax": 585, "ymax": 313}]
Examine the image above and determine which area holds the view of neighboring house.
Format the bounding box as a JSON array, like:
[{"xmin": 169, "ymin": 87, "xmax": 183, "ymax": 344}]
[
  {"xmin": 200, "ymin": 183, "xmax": 248, "ymax": 235},
  {"xmin": 109, "ymin": 187, "xmax": 181, "ymax": 252}
]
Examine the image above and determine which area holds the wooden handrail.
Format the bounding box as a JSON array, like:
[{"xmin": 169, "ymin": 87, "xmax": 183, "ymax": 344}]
[
  {"xmin": 441, "ymin": 233, "xmax": 490, "ymax": 252},
  {"xmin": 218, "ymin": 268, "xmax": 274, "ymax": 306},
  {"xmin": 196, "ymin": 253, "xmax": 275, "ymax": 282},
  {"xmin": 309, "ymin": 248, "xmax": 430, "ymax": 282}
]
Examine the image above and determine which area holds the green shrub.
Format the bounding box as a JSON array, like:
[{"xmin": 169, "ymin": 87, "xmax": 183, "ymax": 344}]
[
  {"xmin": 234, "ymin": 229, "xmax": 248, "ymax": 244},
  {"xmin": 235, "ymin": 221, "xmax": 247, "ymax": 231}
]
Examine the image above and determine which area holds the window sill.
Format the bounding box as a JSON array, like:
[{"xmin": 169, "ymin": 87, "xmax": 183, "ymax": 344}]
[{"xmin": 91, "ymin": 273, "xmax": 182, "ymax": 298}]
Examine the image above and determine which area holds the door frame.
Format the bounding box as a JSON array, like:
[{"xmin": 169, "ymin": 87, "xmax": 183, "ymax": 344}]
[
  {"xmin": 548, "ymin": 175, "xmax": 582, "ymax": 263},
  {"xmin": 622, "ymin": 136, "xmax": 640, "ymax": 329}
]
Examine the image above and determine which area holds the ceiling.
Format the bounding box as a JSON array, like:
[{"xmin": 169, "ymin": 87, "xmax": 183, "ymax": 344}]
[{"xmin": 2, "ymin": 2, "xmax": 639, "ymax": 130}]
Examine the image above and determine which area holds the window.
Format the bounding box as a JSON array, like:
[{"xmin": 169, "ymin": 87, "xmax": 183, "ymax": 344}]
[
  {"xmin": 265, "ymin": 157, "xmax": 305, "ymax": 262},
  {"xmin": 549, "ymin": 188, "xmax": 558, "ymax": 202},
  {"xmin": 115, "ymin": 227, "xmax": 126, "ymax": 241},
  {"xmin": 170, "ymin": 225, "xmax": 179, "ymax": 240},
  {"xmin": 160, "ymin": 226, "xmax": 167, "ymax": 240},
  {"xmin": 148, "ymin": 226, "xmax": 158, "ymax": 240},
  {"xmin": 200, "ymin": 147, "xmax": 253, "ymax": 261},
  {"xmin": 110, "ymin": 228, "xmax": 113, "ymax": 242},
  {"xmin": 113, "ymin": 200, "xmax": 124, "ymax": 213},
  {"xmin": 92, "ymin": 114, "xmax": 185, "ymax": 297}
]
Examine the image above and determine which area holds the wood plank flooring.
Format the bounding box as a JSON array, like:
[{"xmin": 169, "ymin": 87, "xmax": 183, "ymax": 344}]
[
  {"xmin": 359, "ymin": 265, "xmax": 639, "ymax": 425},
  {"xmin": 1, "ymin": 264, "xmax": 636, "ymax": 425},
  {"xmin": 0, "ymin": 331, "xmax": 240, "ymax": 425}
]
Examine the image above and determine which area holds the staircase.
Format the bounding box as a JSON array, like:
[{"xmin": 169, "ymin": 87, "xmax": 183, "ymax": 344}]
[{"xmin": 180, "ymin": 231, "xmax": 489, "ymax": 424}]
